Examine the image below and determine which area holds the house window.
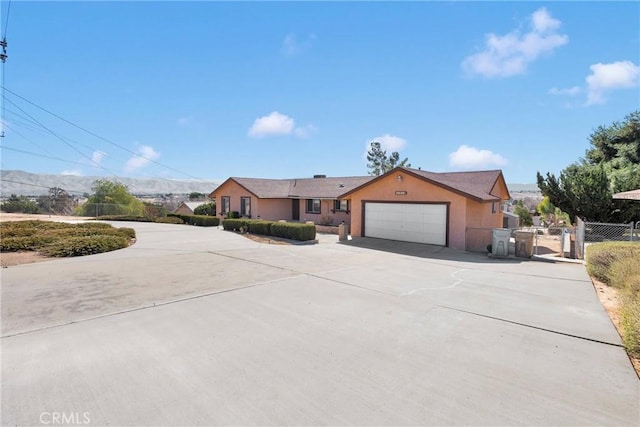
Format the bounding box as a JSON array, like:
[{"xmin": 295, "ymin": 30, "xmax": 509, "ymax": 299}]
[
  {"xmin": 241, "ymin": 197, "xmax": 251, "ymax": 217},
  {"xmin": 221, "ymin": 196, "xmax": 230, "ymax": 215},
  {"xmin": 333, "ymin": 199, "xmax": 349, "ymax": 211},
  {"xmin": 492, "ymin": 201, "xmax": 498, "ymax": 214},
  {"xmin": 306, "ymin": 199, "xmax": 321, "ymax": 214}
]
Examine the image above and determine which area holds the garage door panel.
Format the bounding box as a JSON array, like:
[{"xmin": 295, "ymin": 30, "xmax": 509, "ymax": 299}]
[{"xmin": 364, "ymin": 203, "xmax": 447, "ymax": 246}]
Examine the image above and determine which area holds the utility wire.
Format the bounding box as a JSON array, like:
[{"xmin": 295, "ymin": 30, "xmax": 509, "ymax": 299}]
[
  {"xmin": 0, "ymin": 0, "xmax": 9, "ymax": 138},
  {"xmin": 0, "ymin": 178, "xmax": 87, "ymax": 195},
  {"xmin": 1, "ymin": 86, "xmax": 203, "ymax": 180},
  {"xmin": 1, "ymin": 122, "xmax": 65, "ymax": 158},
  {"xmin": 2, "ymin": 0, "xmax": 11, "ymax": 39},
  {"xmin": 1, "ymin": 144, "xmax": 85, "ymax": 166},
  {"xmin": 2, "ymin": 94, "xmax": 127, "ymax": 185}
]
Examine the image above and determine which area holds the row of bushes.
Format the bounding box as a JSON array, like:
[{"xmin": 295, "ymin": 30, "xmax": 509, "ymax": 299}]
[
  {"xmin": 0, "ymin": 221, "xmax": 135, "ymax": 257},
  {"xmin": 167, "ymin": 213, "xmax": 220, "ymax": 227},
  {"xmin": 222, "ymin": 219, "xmax": 316, "ymax": 241},
  {"xmin": 586, "ymin": 242, "xmax": 640, "ymax": 357},
  {"xmin": 95, "ymin": 214, "xmax": 219, "ymax": 227}
]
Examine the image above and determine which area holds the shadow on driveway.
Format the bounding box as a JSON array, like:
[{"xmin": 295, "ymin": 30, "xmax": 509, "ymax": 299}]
[{"xmin": 339, "ymin": 236, "xmax": 530, "ymax": 265}]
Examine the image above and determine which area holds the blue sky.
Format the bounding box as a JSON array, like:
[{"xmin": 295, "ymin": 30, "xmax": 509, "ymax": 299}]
[{"xmin": 1, "ymin": 1, "xmax": 638, "ymax": 185}]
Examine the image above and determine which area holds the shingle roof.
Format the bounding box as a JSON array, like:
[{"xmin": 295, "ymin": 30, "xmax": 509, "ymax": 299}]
[
  {"xmin": 219, "ymin": 176, "xmax": 374, "ymax": 199},
  {"xmin": 339, "ymin": 167, "xmax": 508, "ymax": 201},
  {"xmin": 409, "ymin": 168, "xmax": 505, "ymax": 201}
]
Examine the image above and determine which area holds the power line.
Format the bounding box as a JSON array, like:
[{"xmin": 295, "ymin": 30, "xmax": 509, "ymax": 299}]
[
  {"xmin": 1, "ymin": 86, "xmax": 203, "ymax": 180},
  {"xmin": 1, "ymin": 94, "xmax": 126, "ymax": 184},
  {"xmin": 2, "ymin": 0, "xmax": 11, "ymax": 39},
  {"xmin": 0, "ymin": 178, "xmax": 87, "ymax": 195},
  {"xmin": 1, "ymin": 143, "xmax": 86, "ymax": 166}
]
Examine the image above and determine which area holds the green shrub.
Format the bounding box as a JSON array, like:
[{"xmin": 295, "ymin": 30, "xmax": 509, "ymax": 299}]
[
  {"xmin": 621, "ymin": 290, "xmax": 640, "ymax": 357},
  {"xmin": 270, "ymin": 222, "xmax": 316, "ymax": 241},
  {"xmin": 154, "ymin": 216, "xmax": 184, "ymax": 224},
  {"xmin": 41, "ymin": 235, "xmax": 129, "ymax": 257},
  {"xmin": 193, "ymin": 202, "xmax": 216, "ymax": 216},
  {"xmin": 0, "ymin": 220, "xmax": 135, "ymax": 255},
  {"xmin": 227, "ymin": 211, "xmax": 240, "ymax": 219},
  {"xmin": 0, "ymin": 235, "xmax": 56, "ymax": 251},
  {"xmin": 95, "ymin": 215, "xmax": 153, "ymax": 222},
  {"xmin": 586, "ymin": 242, "xmax": 640, "ymax": 285},
  {"xmin": 248, "ymin": 220, "xmax": 274, "ymax": 235},
  {"xmin": 609, "ymin": 256, "xmax": 640, "ymax": 290},
  {"xmin": 222, "ymin": 218, "xmax": 251, "ymax": 231},
  {"xmin": 168, "ymin": 213, "xmax": 220, "ymax": 226}
]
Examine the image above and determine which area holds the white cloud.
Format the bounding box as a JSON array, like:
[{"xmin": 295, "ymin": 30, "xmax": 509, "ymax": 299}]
[
  {"xmin": 449, "ymin": 145, "xmax": 508, "ymax": 169},
  {"xmin": 247, "ymin": 111, "xmax": 295, "ymax": 137},
  {"xmin": 585, "ymin": 61, "xmax": 640, "ymax": 105},
  {"xmin": 125, "ymin": 145, "xmax": 160, "ymax": 173},
  {"xmin": 293, "ymin": 124, "xmax": 317, "ymax": 139},
  {"xmin": 91, "ymin": 150, "xmax": 106, "ymax": 167},
  {"xmin": 282, "ymin": 33, "xmax": 316, "ymax": 56},
  {"xmin": 368, "ymin": 134, "xmax": 407, "ymax": 152},
  {"xmin": 548, "ymin": 86, "xmax": 582, "ymax": 96},
  {"xmin": 61, "ymin": 169, "xmax": 82, "ymax": 176},
  {"xmin": 462, "ymin": 8, "xmax": 568, "ymax": 78}
]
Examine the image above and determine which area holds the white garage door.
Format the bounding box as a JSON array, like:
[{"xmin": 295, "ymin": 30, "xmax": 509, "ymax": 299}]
[{"xmin": 364, "ymin": 203, "xmax": 447, "ymax": 246}]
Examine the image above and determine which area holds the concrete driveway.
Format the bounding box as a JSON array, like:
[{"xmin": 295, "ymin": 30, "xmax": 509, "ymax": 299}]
[{"xmin": 1, "ymin": 222, "xmax": 638, "ymax": 426}]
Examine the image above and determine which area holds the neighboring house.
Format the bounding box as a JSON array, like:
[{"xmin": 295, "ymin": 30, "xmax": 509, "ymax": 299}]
[
  {"xmin": 209, "ymin": 175, "xmax": 373, "ymax": 226},
  {"xmin": 338, "ymin": 167, "xmax": 511, "ymax": 251},
  {"xmin": 502, "ymin": 211, "xmax": 520, "ymax": 229},
  {"xmin": 173, "ymin": 201, "xmax": 207, "ymax": 215}
]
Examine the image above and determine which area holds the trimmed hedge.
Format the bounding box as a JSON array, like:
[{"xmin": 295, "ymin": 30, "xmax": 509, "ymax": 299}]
[
  {"xmin": 95, "ymin": 215, "xmax": 153, "ymax": 222},
  {"xmin": 168, "ymin": 213, "xmax": 220, "ymax": 227},
  {"xmin": 222, "ymin": 218, "xmax": 251, "ymax": 231},
  {"xmin": 0, "ymin": 220, "xmax": 135, "ymax": 256},
  {"xmin": 40, "ymin": 235, "xmax": 129, "ymax": 257},
  {"xmin": 154, "ymin": 216, "xmax": 184, "ymax": 224},
  {"xmin": 222, "ymin": 219, "xmax": 316, "ymax": 241}
]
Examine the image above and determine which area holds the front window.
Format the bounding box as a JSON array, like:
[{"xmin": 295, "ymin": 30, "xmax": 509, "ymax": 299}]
[
  {"xmin": 241, "ymin": 197, "xmax": 251, "ymax": 217},
  {"xmin": 306, "ymin": 199, "xmax": 321, "ymax": 214},
  {"xmin": 221, "ymin": 196, "xmax": 230, "ymax": 215},
  {"xmin": 333, "ymin": 199, "xmax": 349, "ymax": 211},
  {"xmin": 492, "ymin": 201, "xmax": 498, "ymax": 214}
]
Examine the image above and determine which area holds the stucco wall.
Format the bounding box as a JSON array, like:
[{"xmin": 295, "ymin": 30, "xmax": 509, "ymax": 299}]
[
  {"xmin": 343, "ymin": 172, "xmax": 471, "ymax": 250},
  {"xmin": 299, "ymin": 199, "xmax": 350, "ymax": 226},
  {"xmin": 258, "ymin": 199, "xmax": 292, "ymax": 221}
]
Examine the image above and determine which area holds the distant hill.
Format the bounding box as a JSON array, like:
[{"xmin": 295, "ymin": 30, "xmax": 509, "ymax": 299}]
[{"xmin": 0, "ymin": 170, "xmax": 220, "ymax": 197}]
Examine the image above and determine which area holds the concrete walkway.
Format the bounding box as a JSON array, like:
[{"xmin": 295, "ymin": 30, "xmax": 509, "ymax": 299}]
[{"xmin": 2, "ymin": 223, "xmax": 638, "ymax": 426}]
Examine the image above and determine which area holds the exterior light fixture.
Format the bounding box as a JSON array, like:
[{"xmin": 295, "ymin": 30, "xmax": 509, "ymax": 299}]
[{"xmin": 397, "ymin": 175, "xmax": 403, "ymax": 182}]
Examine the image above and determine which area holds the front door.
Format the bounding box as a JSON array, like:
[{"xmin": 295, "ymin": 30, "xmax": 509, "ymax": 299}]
[{"xmin": 292, "ymin": 199, "xmax": 300, "ymax": 220}]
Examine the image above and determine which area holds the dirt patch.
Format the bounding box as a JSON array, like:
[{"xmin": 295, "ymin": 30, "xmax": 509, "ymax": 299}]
[
  {"xmin": 1, "ymin": 251, "xmax": 51, "ymax": 268},
  {"xmin": 1, "ymin": 213, "xmax": 93, "ymax": 222},
  {"xmin": 592, "ymin": 278, "xmax": 640, "ymax": 377},
  {"xmin": 242, "ymin": 233, "xmax": 291, "ymax": 245}
]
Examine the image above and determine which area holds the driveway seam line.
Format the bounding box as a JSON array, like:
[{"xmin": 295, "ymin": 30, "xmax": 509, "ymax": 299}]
[{"xmin": 436, "ymin": 304, "xmax": 624, "ymax": 348}]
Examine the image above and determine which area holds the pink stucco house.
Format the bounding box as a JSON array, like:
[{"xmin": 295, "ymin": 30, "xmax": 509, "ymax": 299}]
[
  {"xmin": 209, "ymin": 175, "xmax": 373, "ymax": 226},
  {"xmin": 338, "ymin": 167, "xmax": 511, "ymax": 250},
  {"xmin": 210, "ymin": 167, "xmax": 510, "ymax": 251}
]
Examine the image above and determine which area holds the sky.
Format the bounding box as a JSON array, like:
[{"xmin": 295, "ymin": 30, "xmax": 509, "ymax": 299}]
[{"xmin": 0, "ymin": 1, "xmax": 638, "ymax": 185}]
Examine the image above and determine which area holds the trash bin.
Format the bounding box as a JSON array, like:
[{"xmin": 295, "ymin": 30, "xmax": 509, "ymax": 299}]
[
  {"xmin": 492, "ymin": 228, "xmax": 511, "ymax": 257},
  {"xmin": 515, "ymin": 231, "xmax": 535, "ymax": 258}
]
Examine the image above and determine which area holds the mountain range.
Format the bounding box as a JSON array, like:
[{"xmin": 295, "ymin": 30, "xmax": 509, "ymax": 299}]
[
  {"xmin": 0, "ymin": 170, "xmax": 221, "ymax": 197},
  {"xmin": 0, "ymin": 170, "xmax": 541, "ymax": 198}
]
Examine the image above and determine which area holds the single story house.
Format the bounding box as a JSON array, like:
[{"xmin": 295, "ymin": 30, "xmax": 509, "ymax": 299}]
[
  {"xmin": 173, "ymin": 201, "xmax": 207, "ymax": 215},
  {"xmin": 338, "ymin": 167, "xmax": 511, "ymax": 251},
  {"xmin": 209, "ymin": 175, "xmax": 373, "ymax": 226}
]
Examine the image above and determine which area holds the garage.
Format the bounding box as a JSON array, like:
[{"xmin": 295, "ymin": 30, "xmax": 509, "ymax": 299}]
[{"xmin": 364, "ymin": 202, "xmax": 448, "ymax": 246}]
